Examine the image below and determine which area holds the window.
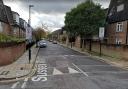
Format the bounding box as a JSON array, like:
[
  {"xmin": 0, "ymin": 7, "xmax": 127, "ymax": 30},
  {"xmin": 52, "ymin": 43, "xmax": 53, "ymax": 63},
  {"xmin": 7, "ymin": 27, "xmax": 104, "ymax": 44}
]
[
  {"xmin": 13, "ymin": 28, "xmax": 17, "ymax": 35},
  {"xmin": 116, "ymin": 38, "xmax": 122, "ymax": 45},
  {"xmin": 0, "ymin": 22, "xmax": 3, "ymax": 32},
  {"xmin": 116, "ymin": 22, "xmax": 123, "ymax": 32},
  {"xmin": 117, "ymin": 4, "xmax": 124, "ymax": 12}
]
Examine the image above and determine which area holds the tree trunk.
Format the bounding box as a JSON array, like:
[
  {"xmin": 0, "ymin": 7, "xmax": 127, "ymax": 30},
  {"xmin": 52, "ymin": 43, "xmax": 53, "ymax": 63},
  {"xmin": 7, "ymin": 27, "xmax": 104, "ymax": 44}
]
[
  {"xmin": 80, "ymin": 38, "xmax": 82, "ymax": 48},
  {"xmin": 71, "ymin": 42, "xmax": 72, "ymax": 48},
  {"xmin": 84, "ymin": 39, "xmax": 86, "ymax": 49},
  {"xmin": 82, "ymin": 39, "xmax": 85, "ymax": 51},
  {"xmin": 89, "ymin": 39, "xmax": 92, "ymax": 51}
]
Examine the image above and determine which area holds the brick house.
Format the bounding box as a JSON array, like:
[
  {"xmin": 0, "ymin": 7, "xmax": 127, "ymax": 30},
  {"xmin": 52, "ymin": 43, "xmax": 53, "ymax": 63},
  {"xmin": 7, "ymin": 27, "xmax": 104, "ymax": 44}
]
[
  {"xmin": 0, "ymin": 4, "xmax": 27, "ymax": 39},
  {"xmin": 0, "ymin": 5, "xmax": 13, "ymax": 36},
  {"xmin": 106, "ymin": 0, "xmax": 128, "ymax": 45},
  {"xmin": 11, "ymin": 13, "xmax": 27, "ymax": 38},
  {"xmin": 51, "ymin": 29, "xmax": 62, "ymax": 41},
  {"xmin": 19, "ymin": 18, "xmax": 26, "ymax": 38},
  {"xmin": 12, "ymin": 11, "xmax": 20, "ymax": 37}
]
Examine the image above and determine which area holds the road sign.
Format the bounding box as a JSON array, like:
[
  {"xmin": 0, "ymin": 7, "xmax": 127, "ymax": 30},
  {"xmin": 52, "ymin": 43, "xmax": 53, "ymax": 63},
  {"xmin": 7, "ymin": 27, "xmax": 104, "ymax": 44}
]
[{"xmin": 26, "ymin": 25, "xmax": 32, "ymax": 40}]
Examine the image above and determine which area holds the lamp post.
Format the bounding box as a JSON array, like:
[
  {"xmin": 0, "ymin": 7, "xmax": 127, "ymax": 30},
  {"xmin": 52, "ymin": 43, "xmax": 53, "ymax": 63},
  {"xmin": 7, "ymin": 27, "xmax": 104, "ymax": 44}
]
[
  {"xmin": 28, "ymin": 5, "xmax": 34, "ymax": 63},
  {"xmin": 28, "ymin": 5, "xmax": 34, "ymax": 25}
]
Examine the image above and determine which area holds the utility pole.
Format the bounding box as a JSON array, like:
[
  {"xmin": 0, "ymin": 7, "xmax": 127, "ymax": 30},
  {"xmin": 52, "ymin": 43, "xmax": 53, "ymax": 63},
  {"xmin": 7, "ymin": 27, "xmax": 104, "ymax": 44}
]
[{"xmin": 28, "ymin": 5, "xmax": 34, "ymax": 25}]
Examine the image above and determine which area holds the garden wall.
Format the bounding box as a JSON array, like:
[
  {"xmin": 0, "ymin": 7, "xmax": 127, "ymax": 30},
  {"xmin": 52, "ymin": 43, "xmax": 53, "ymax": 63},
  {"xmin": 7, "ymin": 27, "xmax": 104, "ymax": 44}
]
[
  {"xmin": 0, "ymin": 42, "xmax": 26, "ymax": 66},
  {"xmin": 87, "ymin": 41, "xmax": 128, "ymax": 60}
]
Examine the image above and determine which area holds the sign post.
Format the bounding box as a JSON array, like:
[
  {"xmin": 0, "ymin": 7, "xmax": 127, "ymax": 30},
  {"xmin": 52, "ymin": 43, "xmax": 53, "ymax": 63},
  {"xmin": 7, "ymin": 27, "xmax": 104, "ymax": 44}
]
[
  {"xmin": 26, "ymin": 24, "xmax": 32, "ymax": 63},
  {"xmin": 99, "ymin": 27, "xmax": 105, "ymax": 56},
  {"xmin": 26, "ymin": 5, "xmax": 34, "ymax": 63}
]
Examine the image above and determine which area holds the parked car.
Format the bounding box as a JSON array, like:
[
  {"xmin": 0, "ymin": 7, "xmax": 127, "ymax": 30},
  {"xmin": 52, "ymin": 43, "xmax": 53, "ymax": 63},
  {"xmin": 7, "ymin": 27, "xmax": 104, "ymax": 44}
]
[
  {"xmin": 49, "ymin": 40, "xmax": 53, "ymax": 42},
  {"xmin": 53, "ymin": 40, "xmax": 57, "ymax": 44},
  {"xmin": 37, "ymin": 40, "xmax": 47, "ymax": 48}
]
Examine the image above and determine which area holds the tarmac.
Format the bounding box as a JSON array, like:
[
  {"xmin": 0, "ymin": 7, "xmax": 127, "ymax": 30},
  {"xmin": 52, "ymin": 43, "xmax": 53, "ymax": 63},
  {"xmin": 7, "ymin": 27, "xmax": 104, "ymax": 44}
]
[{"xmin": 0, "ymin": 46, "xmax": 39, "ymax": 83}]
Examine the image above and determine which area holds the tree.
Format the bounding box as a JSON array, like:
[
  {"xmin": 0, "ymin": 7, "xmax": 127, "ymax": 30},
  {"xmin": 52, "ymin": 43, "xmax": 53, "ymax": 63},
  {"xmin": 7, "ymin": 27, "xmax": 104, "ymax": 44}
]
[
  {"xmin": 33, "ymin": 27, "xmax": 46, "ymax": 41},
  {"xmin": 64, "ymin": 0, "xmax": 106, "ymax": 49}
]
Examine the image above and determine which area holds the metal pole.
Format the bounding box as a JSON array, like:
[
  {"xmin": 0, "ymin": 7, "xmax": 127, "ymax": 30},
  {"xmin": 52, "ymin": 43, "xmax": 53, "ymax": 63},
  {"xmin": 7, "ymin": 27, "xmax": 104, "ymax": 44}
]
[
  {"xmin": 29, "ymin": 5, "xmax": 31, "ymax": 25},
  {"xmin": 28, "ymin": 5, "xmax": 31, "ymax": 63},
  {"xmin": 28, "ymin": 5, "xmax": 34, "ymax": 63},
  {"xmin": 100, "ymin": 39, "xmax": 102, "ymax": 56}
]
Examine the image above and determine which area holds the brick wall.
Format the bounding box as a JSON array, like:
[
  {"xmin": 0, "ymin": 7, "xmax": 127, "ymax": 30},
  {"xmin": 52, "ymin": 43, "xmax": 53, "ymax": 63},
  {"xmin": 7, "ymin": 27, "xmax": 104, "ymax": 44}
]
[
  {"xmin": 0, "ymin": 42, "xmax": 26, "ymax": 66},
  {"xmin": 90, "ymin": 41, "xmax": 128, "ymax": 60},
  {"xmin": 75, "ymin": 36, "xmax": 81, "ymax": 48},
  {"xmin": 106, "ymin": 21, "xmax": 128, "ymax": 45},
  {"xmin": 2, "ymin": 22, "xmax": 12, "ymax": 36}
]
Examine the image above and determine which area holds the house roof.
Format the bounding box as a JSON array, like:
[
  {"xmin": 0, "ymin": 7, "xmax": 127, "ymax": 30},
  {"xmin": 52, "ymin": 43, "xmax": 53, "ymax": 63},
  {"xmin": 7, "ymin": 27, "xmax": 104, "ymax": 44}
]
[
  {"xmin": 52, "ymin": 29, "xmax": 62, "ymax": 35},
  {"xmin": 12, "ymin": 11, "xmax": 20, "ymax": 16},
  {"xmin": 107, "ymin": 0, "xmax": 128, "ymax": 23},
  {"xmin": 12, "ymin": 11, "xmax": 20, "ymax": 26},
  {"xmin": 0, "ymin": 5, "xmax": 13, "ymax": 24},
  {"xmin": 19, "ymin": 18, "xmax": 25, "ymax": 29},
  {"xmin": 0, "ymin": 5, "xmax": 8, "ymax": 23},
  {"xmin": 5, "ymin": 5, "xmax": 13, "ymax": 24}
]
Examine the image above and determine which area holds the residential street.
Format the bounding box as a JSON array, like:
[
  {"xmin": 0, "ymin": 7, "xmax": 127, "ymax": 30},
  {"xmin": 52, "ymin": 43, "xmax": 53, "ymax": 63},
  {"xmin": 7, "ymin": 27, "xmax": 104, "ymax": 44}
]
[{"xmin": 1, "ymin": 41, "xmax": 128, "ymax": 89}]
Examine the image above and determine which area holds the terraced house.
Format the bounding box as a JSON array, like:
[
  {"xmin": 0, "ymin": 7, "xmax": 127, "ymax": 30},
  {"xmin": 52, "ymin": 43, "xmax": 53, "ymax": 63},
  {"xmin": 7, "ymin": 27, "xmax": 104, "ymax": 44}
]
[
  {"xmin": 106, "ymin": 0, "xmax": 128, "ymax": 45},
  {"xmin": 19, "ymin": 18, "xmax": 27, "ymax": 38},
  {"xmin": 11, "ymin": 11, "xmax": 20, "ymax": 37},
  {"xmin": 12, "ymin": 12, "xmax": 27, "ymax": 38},
  {"xmin": 0, "ymin": 4, "xmax": 27, "ymax": 39},
  {"xmin": 0, "ymin": 4, "xmax": 13, "ymax": 36}
]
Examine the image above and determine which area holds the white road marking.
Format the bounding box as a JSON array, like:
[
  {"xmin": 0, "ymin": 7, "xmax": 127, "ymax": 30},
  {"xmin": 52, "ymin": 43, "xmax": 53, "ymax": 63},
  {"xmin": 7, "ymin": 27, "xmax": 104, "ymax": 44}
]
[
  {"xmin": 72, "ymin": 63, "xmax": 89, "ymax": 77},
  {"xmin": 68, "ymin": 67, "xmax": 79, "ymax": 73},
  {"xmin": 11, "ymin": 82, "xmax": 20, "ymax": 89},
  {"xmin": 31, "ymin": 63, "xmax": 48, "ymax": 82},
  {"xmin": 32, "ymin": 76, "xmax": 47, "ymax": 82},
  {"xmin": 21, "ymin": 78, "xmax": 29, "ymax": 89},
  {"xmin": 24, "ymin": 77, "xmax": 29, "ymax": 82},
  {"xmin": 53, "ymin": 68, "xmax": 63, "ymax": 75},
  {"xmin": 21, "ymin": 82, "xmax": 27, "ymax": 89}
]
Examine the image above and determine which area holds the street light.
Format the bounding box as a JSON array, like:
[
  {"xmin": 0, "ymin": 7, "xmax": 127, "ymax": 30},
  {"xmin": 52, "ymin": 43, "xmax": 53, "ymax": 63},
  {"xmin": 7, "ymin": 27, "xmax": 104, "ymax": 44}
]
[{"xmin": 28, "ymin": 5, "xmax": 34, "ymax": 63}]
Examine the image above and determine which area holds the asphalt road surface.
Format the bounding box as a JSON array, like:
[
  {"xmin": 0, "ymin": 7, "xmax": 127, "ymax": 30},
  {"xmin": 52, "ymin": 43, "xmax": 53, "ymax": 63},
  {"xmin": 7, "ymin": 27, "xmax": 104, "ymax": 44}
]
[{"xmin": 1, "ymin": 41, "xmax": 128, "ymax": 89}]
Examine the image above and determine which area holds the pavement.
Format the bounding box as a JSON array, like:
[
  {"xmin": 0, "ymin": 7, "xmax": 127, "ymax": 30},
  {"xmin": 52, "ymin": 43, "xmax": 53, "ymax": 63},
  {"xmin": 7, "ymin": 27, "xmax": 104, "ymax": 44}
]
[
  {"xmin": 0, "ymin": 41, "xmax": 128, "ymax": 89},
  {"xmin": 0, "ymin": 45, "xmax": 39, "ymax": 82}
]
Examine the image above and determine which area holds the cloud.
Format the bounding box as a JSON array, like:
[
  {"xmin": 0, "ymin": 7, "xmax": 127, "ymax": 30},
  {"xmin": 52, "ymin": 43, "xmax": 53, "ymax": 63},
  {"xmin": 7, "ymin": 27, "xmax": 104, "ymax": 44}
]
[{"xmin": 31, "ymin": 13, "xmax": 65, "ymax": 29}]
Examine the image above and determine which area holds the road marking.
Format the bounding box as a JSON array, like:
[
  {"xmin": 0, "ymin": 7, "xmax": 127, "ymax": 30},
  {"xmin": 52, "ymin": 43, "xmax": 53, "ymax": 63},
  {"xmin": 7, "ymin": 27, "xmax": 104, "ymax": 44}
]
[
  {"xmin": 53, "ymin": 68, "xmax": 63, "ymax": 75},
  {"xmin": 11, "ymin": 82, "xmax": 20, "ymax": 89},
  {"xmin": 21, "ymin": 78, "xmax": 29, "ymax": 89},
  {"xmin": 0, "ymin": 71, "xmax": 9, "ymax": 75},
  {"xmin": 32, "ymin": 76, "xmax": 47, "ymax": 82},
  {"xmin": 72, "ymin": 63, "xmax": 89, "ymax": 77},
  {"xmin": 31, "ymin": 63, "xmax": 48, "ymax": 82},
  {"xmin": 21, "ymin": 82, "xmax": 27, "ymax": 89},
  {"xmin": 68, "ymin": 67, "xmax": 79, "ymax": 73}
]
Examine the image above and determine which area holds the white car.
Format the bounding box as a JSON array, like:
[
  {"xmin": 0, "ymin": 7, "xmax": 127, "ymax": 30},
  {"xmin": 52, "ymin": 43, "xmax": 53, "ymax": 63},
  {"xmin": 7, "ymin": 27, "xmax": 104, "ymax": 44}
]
[
  {"xmin": 38, "ymin": 40, "xmax": 47, "ymax": 48},
  {"xmin": 53, "ymin": 41, "xmax": 57, "ymax": 44}
]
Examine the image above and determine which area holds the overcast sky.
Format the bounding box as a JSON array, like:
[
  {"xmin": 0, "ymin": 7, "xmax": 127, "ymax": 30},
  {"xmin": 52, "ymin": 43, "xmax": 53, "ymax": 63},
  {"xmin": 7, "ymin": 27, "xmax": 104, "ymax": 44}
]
[{"xmin": 4, "ymin": 0, "xmax": 110, "ymax": 31}]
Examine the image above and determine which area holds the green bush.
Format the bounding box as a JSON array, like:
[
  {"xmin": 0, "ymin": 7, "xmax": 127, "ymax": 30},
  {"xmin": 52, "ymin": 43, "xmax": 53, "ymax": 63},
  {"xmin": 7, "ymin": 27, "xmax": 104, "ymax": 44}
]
[{"xmin": 0, "ymin": 33, "xmax": 25, "ymax": 43}]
